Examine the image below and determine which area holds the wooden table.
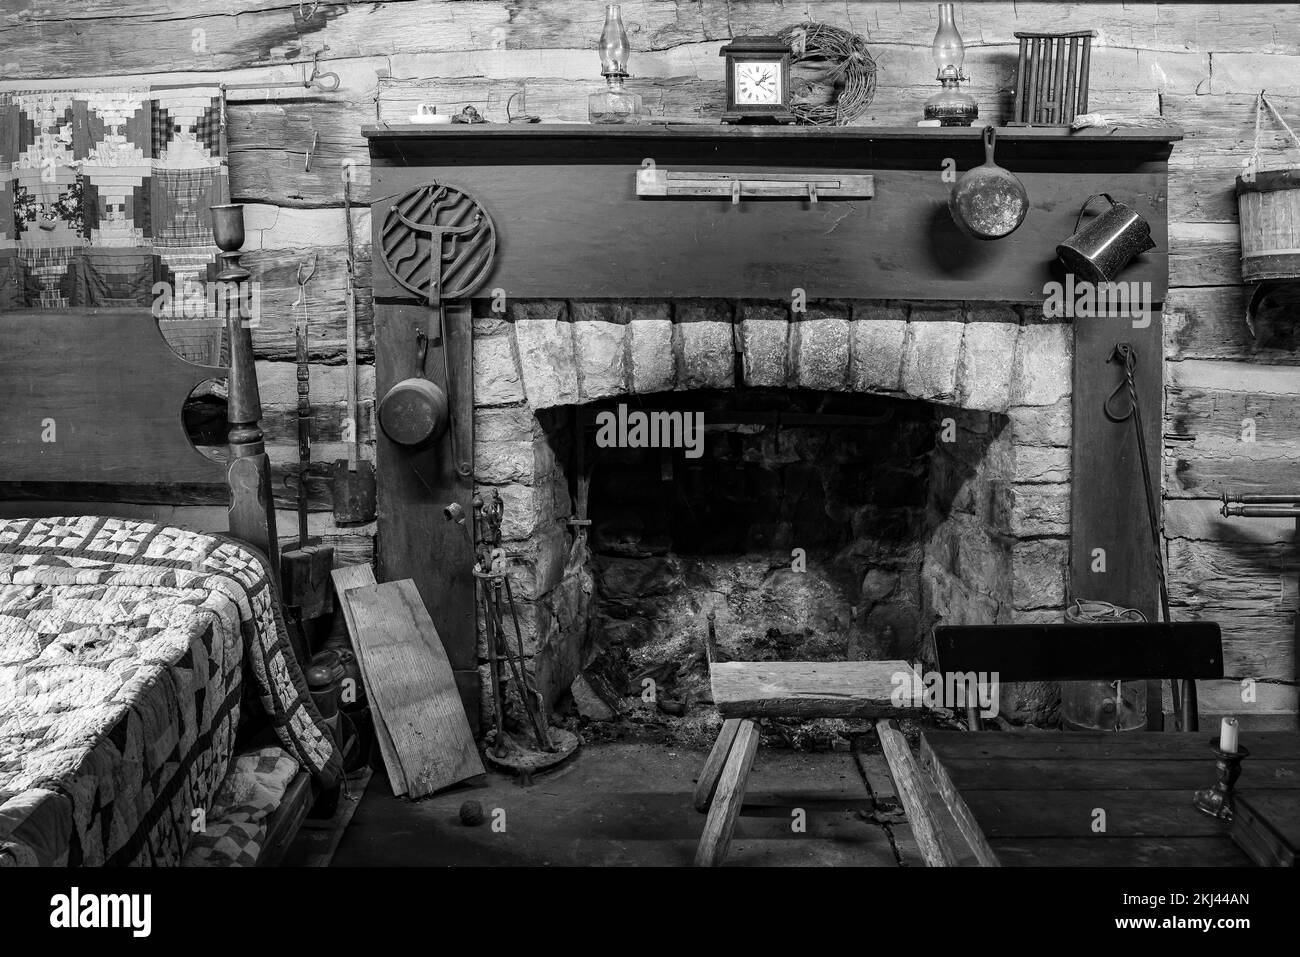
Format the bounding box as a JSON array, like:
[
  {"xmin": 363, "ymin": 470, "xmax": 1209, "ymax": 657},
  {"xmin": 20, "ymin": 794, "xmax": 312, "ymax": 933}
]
[{"xmin": 919, "ymin": 731, "xmax": 1300, "ymax": 866}]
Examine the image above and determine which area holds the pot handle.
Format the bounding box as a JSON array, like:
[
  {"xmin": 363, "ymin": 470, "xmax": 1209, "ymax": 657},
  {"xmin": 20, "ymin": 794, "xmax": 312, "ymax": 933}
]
[
  {"xmin": 414, "ymin": 328, "xmax": 429, "ymax": 375},
  {"xmin": 982, "ymin": 125, "xmax": 997, "ymax": 164},
  {"xmin": 1074, "ymin": 192, "xmax": 1116, "ymax": 233}
]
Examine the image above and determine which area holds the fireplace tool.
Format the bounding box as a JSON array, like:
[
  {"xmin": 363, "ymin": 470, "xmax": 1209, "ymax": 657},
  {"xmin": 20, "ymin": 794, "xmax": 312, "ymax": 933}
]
[
  {"xmin": 447, "ymin": 491, "xmax": 580, "ymax": 773},
  {"xmin": 1103, "ymin": 342, "xmax": 1194, "ymax": 730}
]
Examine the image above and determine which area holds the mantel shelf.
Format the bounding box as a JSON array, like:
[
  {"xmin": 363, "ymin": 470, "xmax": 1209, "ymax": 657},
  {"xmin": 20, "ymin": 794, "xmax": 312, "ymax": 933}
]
[
  {"xmin": 363, "ymin": 122, "xmax": 1182, "ymax": 144},
  {"xmin": 364, "ymin": 120, "xmax": 1179, "ymax": 302}
]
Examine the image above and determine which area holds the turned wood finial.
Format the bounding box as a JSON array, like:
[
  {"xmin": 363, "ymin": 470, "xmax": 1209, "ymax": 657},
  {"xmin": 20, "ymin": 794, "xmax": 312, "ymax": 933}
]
[{"xmin": 211, "ymin": 203, "xmax": 279, "ymax": 576}]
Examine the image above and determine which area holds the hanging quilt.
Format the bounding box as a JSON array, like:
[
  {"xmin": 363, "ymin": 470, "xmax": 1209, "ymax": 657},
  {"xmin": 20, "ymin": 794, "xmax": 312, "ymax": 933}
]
[{"xmin": 0, "ymin": 86, "xmax": 228, "ymax": 314}]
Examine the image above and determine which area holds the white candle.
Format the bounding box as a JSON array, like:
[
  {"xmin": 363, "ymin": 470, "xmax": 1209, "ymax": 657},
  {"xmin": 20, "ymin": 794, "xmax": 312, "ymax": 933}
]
[{"xmin": 1219, "ymin": 716, "xmax": 1239, "ymax": 753}]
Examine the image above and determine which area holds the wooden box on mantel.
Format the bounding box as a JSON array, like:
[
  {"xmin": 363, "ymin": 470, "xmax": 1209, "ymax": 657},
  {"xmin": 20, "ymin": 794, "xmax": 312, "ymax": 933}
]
[{"xmin": 364, "ymin": 123, "xmax": 1181, "ymax": 303}]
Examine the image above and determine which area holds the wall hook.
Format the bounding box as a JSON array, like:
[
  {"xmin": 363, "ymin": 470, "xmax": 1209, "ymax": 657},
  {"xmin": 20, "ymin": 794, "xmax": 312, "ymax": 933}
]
[
  {"xmin": 306, "ymin": 49, "xmax": 340, "ymax": 92},
  {"xmin": 299, "ymin": 1, "xmax": 321, "ymax": 19}
]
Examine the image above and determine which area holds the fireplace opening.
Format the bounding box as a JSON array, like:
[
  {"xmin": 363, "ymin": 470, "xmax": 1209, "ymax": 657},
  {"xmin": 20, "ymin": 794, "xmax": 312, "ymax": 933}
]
[{"xmin": 558, "ymin": 388, "xmax": 1019, "ymax": 744}]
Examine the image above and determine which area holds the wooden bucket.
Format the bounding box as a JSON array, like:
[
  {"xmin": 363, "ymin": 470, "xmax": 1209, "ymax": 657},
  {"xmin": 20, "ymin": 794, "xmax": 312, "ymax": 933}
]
[
  {"xmin": 1237, "ymin": 93, "xmax": 1300, "ymax": 282},
  {"xmin": 1236, "ymin": 168, "xmax": 1300, "ymax": 282}
]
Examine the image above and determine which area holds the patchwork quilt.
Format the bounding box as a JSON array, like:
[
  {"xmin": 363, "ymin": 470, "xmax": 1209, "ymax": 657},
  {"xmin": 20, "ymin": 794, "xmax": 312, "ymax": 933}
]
[
  {"xmin": 0, "ymin": 86, "xmax": 227, "ymax": 313},
  {"xmin": 0, "ymin": 516, "xmax": 341, "ymax": 866},
  {"xmin": 182, "ymin": 747, "xmax": 301, "ymax": 867}
]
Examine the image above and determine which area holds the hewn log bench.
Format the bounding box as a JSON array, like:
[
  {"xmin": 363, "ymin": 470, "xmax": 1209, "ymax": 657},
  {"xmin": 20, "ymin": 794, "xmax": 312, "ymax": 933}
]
[{"xmin": 692, "ymin": 660, "xmax": 931, "ymax": 867}]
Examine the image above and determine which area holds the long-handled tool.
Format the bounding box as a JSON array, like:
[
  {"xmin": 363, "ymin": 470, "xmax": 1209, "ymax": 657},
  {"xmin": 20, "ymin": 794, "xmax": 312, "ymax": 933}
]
[
  {"xmin": 280, "ymin": 255, "xmax": 334, "ymax": 643},
  {"xmin": 292, "ymin": 255, "xmax": 317, "ymax": 545},
  {"xmin": 331, "ymin": 173, "xmax": 378, "ymax": 524}
]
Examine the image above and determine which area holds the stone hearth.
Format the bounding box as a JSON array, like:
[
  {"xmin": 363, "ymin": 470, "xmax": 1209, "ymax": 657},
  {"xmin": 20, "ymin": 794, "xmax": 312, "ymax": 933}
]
[{"xmin": 470, "ymin": 300, "xmax": 1073, "ymax": 732}]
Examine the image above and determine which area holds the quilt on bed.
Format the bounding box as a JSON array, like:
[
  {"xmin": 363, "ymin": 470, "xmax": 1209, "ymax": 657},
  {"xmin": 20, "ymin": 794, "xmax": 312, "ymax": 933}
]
[{"xmin": 0, "ymin": 516, "xmax": 341, "ymax": 866}]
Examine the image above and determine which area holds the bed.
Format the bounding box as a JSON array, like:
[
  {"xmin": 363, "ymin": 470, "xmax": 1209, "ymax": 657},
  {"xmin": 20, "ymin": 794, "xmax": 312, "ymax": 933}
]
[{"xmin": 0, "ymin": 301, "xmax": 343, "ymax": 866}]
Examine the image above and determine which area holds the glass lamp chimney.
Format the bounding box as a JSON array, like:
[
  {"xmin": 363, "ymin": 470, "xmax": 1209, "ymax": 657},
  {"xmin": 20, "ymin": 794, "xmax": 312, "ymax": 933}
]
[
  {"xmin": 932, "ymin": 3, "xmax": 965, "ymax": 81},
  {"xmin": 598, "ymin": 4, "xmax": 630, "ymax": 76}
]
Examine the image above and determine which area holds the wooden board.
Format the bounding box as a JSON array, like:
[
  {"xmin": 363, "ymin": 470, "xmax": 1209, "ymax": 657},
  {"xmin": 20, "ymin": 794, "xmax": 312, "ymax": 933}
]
[
  {"xmin": 0, "ymin": 309, "xmax": 225, "ymax": 484},
  {"xmin": 692, "ymin": 717, "xmax": 742, "ymax": 813},
  {"xmin": 932, "ymin": 622, "xmax": 1225, "ymax": 682},
  {"xmin": 693, "ymin": 718, "xmax": 759, "ymax": 867},
  {"xmin": 921, "ymin": 730, "xmax": 1300, "ymax": 866},
  {"xmin": 343, "ymin": 579, "xmax": 483, "ymax": 797},
  {"xmin": 1071, "ymin": 304, "xmax": 1165, "ymax": 726},
  {"xmin": 934, "ymin": 757, "xmax": 1300, "ymax": 790},
  {"xmin": 1232, "ymin": 791, "xmax": 1299, "ymax": 866},
  {"xmin": 709, "ymin": 660, "xmax": 921, "ymax": 719},
  {"xmin": 373, "ymin": 299, "xmax": 478, "ymax": 725},
  {"xmin": 927, "ymin": 730, "xmax": 1300, "ymax": 762},
  {"xmin": 876, "ymin": 718, "xmax": 960, "ymax": 867},
  {"xmin": 990, "ymin": 837, "xmax": 1252, "ymax": 867},
  {"xmin": 255, "ymin": 771, "xmax": 315, "ymax": 868},
  {"xmin": 369, "ymin": 136, "xmax": 1173, "ymax": 303},
  {"xmin": 331, "ymin": 563, "xmax": 406, "ymax": 796}
]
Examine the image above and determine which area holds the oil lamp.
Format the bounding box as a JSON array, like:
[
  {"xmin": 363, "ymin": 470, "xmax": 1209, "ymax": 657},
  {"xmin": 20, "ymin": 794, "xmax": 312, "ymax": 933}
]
[
  {"xmin": 924, "ymin": 4, "xmax": 978, "ymax": 126},
  {"xmin": 588, "ymin": 4, "xmax": 643, "ymax": 124}
]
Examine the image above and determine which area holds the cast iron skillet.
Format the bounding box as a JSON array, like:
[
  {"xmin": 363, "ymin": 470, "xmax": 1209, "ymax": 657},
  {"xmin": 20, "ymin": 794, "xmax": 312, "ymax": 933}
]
[{"xmin": 949, "ymin": 126, "xmax": 1029, "ymax": 241}]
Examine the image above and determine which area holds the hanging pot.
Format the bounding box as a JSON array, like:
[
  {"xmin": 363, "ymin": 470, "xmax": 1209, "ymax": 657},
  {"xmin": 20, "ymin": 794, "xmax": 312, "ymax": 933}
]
[
  {"xmin": 377, "ymin": 328, "xmax": 448, "ymax": 449},
  {"xmin": 1056, "ymin": 192, "xmax": 1155, "ymax": 283},
  {"xmin": 948, "ymin": 126, "xmax": 1030, "ymax": 240}
]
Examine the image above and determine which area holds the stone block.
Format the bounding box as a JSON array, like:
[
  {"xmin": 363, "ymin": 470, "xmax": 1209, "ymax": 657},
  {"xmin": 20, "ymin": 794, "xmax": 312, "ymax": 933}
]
[
  {"xmin": 738, "ymin": 302, "xmax": 789, "ymax": 387},
  {"xmin": 482, "ymin": 482, "xmax": 549, "ymax": 542},
  {"xmin": 901, "ymin": 320, "xmax": 963, "ymax": 401},
  {"xmin": 507, "ymin": 524, "xmax": 574, "ymax": 601},
  {"xmin": 1011, "ymin": 538, "xmax": 1069, "ymax": 610},
  {"xmin": 956, "ymin": 320, "xmax": 1019, "ymax": 412},
  {"xmin": 1011, "ymin": 446, "xmax": 1071, "ymax": 483},
  {"xmin": 571, "ymin": 301, "xmax": 630, "ymax": 401},
  {"xmin": 1007, "ymin": 399, "xmax": 1072, "ymax": 448},
  {"xmin": 1012, "ymin": 323, "xmax": 1072, "ymax": 406},
  {"xmin": 473, "ymin": 334, "xmax": 524, "ymax": 406},
  {"xmin": 675, "ymin": 301, "xmax": 734, "ymax": 390},
  {"xmin": 793, "ymin": 304, "xmax": 850, "ymax": 390},
  {"xmin": 628, "ymin": 307, "xmax": 675, "ymax": 394},
  {"xmin": 473, "ymin": 407, "xmax": 535, "ymax": 485},
  {"xmin": 1000, "ymin": 482, "xmax": 1071, "ymax": 537},
  {"xmin": 511, "ymin": 305, "xmax": 578, "ymax": 409},
  {"xmin": 850, "ymin": 303, "xmax": 907, "ymax": 393}
]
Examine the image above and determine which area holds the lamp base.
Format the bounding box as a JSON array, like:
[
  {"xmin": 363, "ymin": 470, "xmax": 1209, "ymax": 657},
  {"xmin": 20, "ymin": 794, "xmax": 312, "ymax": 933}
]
[{"xmin": 925, "ymin": 84, "xmax": 979, "ymax": 127}]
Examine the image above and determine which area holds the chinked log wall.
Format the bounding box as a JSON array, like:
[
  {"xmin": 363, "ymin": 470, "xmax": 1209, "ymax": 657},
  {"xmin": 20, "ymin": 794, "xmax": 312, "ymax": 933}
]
[{"xmin": 1, "ymin": 1, "xmax": 1295, "ymax": 723}]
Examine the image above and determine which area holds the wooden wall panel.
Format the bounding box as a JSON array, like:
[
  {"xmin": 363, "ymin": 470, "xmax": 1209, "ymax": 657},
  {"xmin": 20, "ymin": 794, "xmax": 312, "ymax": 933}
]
[{"xmin": 1, "ymin": 0, "xmax": 1296, "ymax": 716}]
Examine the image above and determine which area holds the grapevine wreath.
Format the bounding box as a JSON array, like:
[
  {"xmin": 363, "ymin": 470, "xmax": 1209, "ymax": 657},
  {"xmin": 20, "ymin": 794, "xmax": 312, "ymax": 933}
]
[{"xmin": 777, "ymin": 22, "xmax": 878, "ymax": 126}]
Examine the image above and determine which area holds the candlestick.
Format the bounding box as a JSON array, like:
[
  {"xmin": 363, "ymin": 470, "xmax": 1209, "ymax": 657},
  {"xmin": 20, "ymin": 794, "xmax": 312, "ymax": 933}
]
[
  {"xmin": 1193, "ymin": 738, "xmax": 1249, "ymax": 821},
  {"xmin": 1219, "ymin": 716, "xmax": 1239, "ymax": 753}
]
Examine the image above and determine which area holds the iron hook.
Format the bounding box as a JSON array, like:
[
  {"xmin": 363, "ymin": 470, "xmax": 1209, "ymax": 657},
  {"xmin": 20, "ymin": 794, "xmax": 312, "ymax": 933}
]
[{"xmin": 306, "ymin": 49, "xmax": 340, "ymax": 92}]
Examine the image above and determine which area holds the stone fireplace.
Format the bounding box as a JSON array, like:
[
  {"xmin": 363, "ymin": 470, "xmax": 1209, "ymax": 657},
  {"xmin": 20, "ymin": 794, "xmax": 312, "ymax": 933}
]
[
  {"xmin": 471, "ymin": 299, "xmax": 1073, "ymax": 732},
  {"xmin": 364, "ymin": 123, "xmax": 1175, "ymax": 736}
]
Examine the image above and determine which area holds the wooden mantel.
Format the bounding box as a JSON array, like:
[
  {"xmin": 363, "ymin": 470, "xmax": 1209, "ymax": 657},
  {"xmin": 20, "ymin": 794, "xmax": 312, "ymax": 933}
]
[{"xmin": 365, "ymin": 123, "xmax": 1181, "ymax": 303}]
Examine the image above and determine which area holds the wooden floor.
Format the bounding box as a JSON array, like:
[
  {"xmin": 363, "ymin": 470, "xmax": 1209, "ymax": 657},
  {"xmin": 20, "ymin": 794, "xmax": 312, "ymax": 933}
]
[{"xmin": 921, "ymin": 731, "xmax": 1300, "ymax": 866}]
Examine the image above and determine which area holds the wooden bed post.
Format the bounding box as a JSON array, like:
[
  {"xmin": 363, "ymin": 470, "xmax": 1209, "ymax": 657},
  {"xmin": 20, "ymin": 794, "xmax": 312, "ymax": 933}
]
[{"xmin": 212, "ymin": 204, "xmax": 281, "ymax": 582}]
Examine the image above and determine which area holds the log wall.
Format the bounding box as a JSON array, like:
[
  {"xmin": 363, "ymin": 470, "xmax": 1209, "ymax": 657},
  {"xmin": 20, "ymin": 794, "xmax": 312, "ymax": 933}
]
[{"xmin": 2, "ymin": 1, "xmax": 1296, "ymax": 722}]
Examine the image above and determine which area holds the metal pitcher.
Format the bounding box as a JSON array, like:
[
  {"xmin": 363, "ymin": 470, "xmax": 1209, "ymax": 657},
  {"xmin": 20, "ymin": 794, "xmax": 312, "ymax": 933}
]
[{"xmin": 1056, "ymin": 193, "xmax": 1156, "ymax": 283}]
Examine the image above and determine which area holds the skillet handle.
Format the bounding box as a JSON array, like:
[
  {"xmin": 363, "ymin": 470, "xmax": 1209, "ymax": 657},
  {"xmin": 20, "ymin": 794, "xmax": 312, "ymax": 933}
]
[
  {"xmin": 1074, "ymin": 192, "xmax": 1115, "ymax": 234},
  {"xmin": 982, "ymin": 125, "xmax": 997, "ymax": 164}
]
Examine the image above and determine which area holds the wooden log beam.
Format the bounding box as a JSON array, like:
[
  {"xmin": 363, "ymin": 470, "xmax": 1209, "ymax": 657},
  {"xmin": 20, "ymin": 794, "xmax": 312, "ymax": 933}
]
[{"xmin": 1166, "ymin": 285, "xmax": 1300, "ymax": 364}]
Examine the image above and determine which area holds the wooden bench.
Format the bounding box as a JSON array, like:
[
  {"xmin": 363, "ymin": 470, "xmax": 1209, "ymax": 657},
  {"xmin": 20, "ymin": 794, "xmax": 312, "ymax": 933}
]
[{"xmin": 692, "ymin": 660, "xmax": 930, "ymax": 867}]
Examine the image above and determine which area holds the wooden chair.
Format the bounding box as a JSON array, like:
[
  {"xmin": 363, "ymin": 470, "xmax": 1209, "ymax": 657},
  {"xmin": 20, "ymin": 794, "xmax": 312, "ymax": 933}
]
[
  {"xmin": 692, "ymin": 660, "xmax": 938, "ymax": 867},
  {"xmin": 932, "ymin": 621, "xmax": 1224, "ymax": 732}
]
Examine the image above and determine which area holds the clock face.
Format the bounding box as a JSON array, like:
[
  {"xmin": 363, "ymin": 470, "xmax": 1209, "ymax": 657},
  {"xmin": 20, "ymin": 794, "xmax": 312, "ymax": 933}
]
[{"xmin": 733, "ymin": 60, "xmax": 783, "ymax": 106}]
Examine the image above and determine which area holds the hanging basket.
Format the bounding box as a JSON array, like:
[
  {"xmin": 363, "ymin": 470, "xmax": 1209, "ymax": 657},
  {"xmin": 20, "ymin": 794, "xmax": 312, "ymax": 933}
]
[{"xmin": 1236, "ymin": 92, "xmax": 1300, "ymax": 283}]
